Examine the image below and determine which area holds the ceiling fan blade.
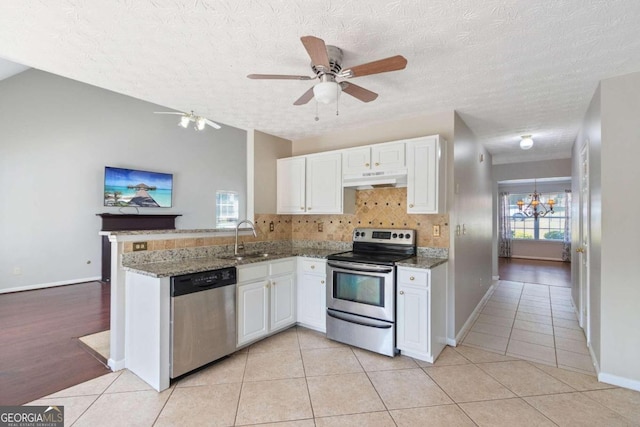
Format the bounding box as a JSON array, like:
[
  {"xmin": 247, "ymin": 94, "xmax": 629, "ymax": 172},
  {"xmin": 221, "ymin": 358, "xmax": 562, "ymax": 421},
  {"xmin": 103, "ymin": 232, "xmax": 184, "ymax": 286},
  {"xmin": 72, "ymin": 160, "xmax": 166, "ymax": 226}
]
[
  {"xmin": 300, "ymin": 35, "xmax": 330, "ymax": 69},
  {"xmin": 153, "ymin": 111, "xmax": 185, "ymax": 115},
  {"xmin": 204, "ymin": 118, "xmax": 221, "ymax": 129},
  {"xmin": 247, "ymin": 74, "xmax": 314, "ymax": 80},
  {"xmin": 340, "ymin": 82, "xmax": 378, "ymax": 103},
  {"xmin": 341, "ymin": 55, "xmax": 408, "ymax": 78},
  {"xmin": 293, "ymin": 87, "xmax": 315, "ymax": 105}
]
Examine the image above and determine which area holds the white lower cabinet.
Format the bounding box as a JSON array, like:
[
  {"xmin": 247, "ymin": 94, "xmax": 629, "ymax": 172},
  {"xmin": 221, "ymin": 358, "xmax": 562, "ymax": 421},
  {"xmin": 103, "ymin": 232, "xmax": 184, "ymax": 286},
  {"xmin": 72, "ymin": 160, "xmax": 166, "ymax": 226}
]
[
  {"xmin": 396, "ymin": 263, "xmax": 447, "ymax": 363},
  {"xmin": 237, "ymin": 258, "xmax": 296, "ymax": 347},
  {"xmin": 296, "ymin": 258, "xmax": 327, "ymax": 332}
]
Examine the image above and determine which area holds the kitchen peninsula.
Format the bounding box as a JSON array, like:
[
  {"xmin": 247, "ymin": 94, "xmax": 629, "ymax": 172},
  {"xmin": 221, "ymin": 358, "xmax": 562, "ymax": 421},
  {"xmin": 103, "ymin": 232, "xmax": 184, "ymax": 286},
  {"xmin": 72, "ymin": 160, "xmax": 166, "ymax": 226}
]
[{"xmin": 103, "ymin": 227, "xmax": 448, "ymax": 391}]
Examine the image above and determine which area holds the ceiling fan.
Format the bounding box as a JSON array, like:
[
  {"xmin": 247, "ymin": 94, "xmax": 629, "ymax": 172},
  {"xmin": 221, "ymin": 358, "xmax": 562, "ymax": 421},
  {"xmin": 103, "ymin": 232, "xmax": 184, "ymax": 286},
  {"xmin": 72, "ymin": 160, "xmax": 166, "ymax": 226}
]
[
  {"xmin": 247, "ymin": 35, "xmax": 408, "ymax": 106},
  {"xmin": 153, "ymin": 110, "xmax": 221, "ymax": 130}
]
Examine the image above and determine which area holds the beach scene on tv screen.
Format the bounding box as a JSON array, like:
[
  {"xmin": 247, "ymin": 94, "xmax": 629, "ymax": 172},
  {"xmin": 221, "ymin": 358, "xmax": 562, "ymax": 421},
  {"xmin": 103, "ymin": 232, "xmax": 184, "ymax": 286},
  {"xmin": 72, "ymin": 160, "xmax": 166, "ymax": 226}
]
[{"xmin": 104, "ymin": 167, "xmax": 172, "ymax": 208}]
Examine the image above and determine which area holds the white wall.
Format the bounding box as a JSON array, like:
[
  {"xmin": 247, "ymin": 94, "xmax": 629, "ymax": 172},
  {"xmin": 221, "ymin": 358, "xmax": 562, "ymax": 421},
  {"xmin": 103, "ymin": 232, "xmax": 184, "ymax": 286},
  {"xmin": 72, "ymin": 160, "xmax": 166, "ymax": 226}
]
[
  {"xmin": 253, "ymin": 130, "xmax": 292, "ymax": 214},
  {"xmin": 599, "ymin": 71, "xmax": 640, "ymax": 386},
  {"xmin": 451, "ymin": 113, "xmax": 493, "ymax": 338},
  {"xmin": 0, "ymin": 70, "xmax": 247, "ymax": 292}
]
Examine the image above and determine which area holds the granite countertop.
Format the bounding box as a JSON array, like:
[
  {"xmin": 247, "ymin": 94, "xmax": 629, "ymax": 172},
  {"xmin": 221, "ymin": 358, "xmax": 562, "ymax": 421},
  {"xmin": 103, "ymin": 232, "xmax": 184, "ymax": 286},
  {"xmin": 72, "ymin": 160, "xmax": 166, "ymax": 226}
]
[
  {"xmin": 124, "ymin": 248, "xmax": 337, "ymax": 278},
  {"xmin": 396, "ymin": 256, "xmax": 448, "ymax": 269}
]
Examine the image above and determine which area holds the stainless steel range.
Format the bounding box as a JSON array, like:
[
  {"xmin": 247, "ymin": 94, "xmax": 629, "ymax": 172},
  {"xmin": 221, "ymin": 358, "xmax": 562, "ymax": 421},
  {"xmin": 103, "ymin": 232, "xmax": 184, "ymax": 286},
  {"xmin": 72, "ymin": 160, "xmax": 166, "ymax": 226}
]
[{"xmin": 326, "ymin": 228, "xmax": 416, "ymax": 356}]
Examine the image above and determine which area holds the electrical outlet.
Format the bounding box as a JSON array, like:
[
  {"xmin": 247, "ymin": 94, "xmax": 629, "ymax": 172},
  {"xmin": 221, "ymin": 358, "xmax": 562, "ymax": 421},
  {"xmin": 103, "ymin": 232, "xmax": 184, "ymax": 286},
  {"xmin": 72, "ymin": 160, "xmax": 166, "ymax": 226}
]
[
  {"xmin": 433, "ymin": 225, "xmax": 440, "ymax": 237},
  {"xmin": 318, "ymin": 222, "xmax": 323, "ymax": 232},
  {"xmin": 269, "ymin": 221, "xmax": 275, "ymax": 232},
  {"xmin": 133, "ymin": 241, "xmax": 148, "ymax": 251}
]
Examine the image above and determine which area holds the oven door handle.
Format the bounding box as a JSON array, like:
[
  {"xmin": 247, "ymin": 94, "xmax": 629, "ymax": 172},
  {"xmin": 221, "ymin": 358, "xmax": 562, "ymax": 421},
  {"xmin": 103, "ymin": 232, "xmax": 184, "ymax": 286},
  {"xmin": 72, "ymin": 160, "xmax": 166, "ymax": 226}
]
[
  {"xmin": 327, "ymin": 309, "xmax": 393, "ymax": 329},
  {"xmin": 327, "ymin": 261, "xmax": 394, "ymax": 274}
]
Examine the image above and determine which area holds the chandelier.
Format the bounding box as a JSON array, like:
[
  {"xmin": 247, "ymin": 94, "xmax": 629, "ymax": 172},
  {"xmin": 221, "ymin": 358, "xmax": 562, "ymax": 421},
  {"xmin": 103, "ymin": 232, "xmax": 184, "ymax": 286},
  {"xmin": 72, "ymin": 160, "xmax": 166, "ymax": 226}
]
[{"xmin": 516, "ymin": 181, "xmax": 555, "ymax": 219}]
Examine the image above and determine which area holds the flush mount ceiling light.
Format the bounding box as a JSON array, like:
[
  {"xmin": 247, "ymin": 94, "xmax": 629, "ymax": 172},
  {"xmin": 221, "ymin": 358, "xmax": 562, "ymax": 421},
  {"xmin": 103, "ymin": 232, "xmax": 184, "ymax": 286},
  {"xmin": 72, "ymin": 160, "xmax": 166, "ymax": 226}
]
[
  {"xmin": 520, "ymin": 135, "xmax": 534, "ymax": 150},
  {"xmin": 154, "ymin": 110, "xmax": 221, "ymax": 130}
]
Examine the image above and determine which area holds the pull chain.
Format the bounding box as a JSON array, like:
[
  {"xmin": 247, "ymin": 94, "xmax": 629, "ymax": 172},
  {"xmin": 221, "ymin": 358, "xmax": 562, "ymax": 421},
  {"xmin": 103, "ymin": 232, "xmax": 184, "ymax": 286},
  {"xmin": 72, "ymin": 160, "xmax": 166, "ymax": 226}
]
[{"xmin": 315, "ymin": 100, "xmax": 319, "ymax": 121}]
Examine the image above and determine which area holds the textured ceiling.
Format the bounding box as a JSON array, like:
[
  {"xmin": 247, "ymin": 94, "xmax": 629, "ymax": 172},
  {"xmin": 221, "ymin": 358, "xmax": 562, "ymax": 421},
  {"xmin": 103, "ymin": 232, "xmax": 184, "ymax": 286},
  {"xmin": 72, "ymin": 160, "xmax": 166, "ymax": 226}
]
[{"xmin": 2, "ymin": 1, "xmax": 640, "ymax": 164}]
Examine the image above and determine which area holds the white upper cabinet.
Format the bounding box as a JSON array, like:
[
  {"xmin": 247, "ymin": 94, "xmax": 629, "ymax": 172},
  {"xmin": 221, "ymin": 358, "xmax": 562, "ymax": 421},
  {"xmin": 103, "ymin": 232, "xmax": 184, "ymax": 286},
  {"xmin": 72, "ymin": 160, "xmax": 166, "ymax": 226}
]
[
  {"xmin": 342, "ymin": 141, "xmax": 406, "ymax": 175},
  {"xmin": 406, "ymin": 136, "xmax": 446, "ymax": 214},
  {"xmin": 277, "ymin": 157, "xmax": 306, "ymax": 214},
  {"xmin": 277, "ymin": 152, "xmax": 347, "ymax": 214},
  {"xmin": 305, "ymin": 152, "xmax": 343, "ymax": 214}
]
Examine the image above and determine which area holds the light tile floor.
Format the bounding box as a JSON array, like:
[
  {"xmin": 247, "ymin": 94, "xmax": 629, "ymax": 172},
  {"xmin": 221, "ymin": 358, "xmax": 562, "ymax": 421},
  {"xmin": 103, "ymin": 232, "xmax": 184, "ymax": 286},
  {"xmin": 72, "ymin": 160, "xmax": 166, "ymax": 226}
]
[
  {"xmin": 26, "ymin": 325, "xmax": 640, "ymax": 426},
  {"xmin": 463, "ymin": 280, "xmax": 597, "ymax": 375}
]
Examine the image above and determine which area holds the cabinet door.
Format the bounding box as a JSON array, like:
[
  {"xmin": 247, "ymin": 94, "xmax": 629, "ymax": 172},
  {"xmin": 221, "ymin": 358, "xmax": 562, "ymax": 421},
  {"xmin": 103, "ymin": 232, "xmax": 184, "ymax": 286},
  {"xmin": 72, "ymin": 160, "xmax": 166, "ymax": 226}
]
[
  {"xmin": 277, "ymin": 157, "xmax": 306, "ymax": 214},
  {"xmin": 237, "ymin": 280, "xmax": 270, "ymax": 346},
  {"xmin": 297, "ymin": 272, "xmax": 327, "ymax": 332},
  {"xmin": 407, "ymin": 137, "xmax": 439, "ymax": 214},
  {"xmin": 397, "ymin": 282, "xmax": 430, "ymax": 356},
  {"xmin": 270, "ymin": 274, "xmax": 296, "ymax": 332},
  {"xmin": 342, "ymin": 146, "xmax": 371, "ymax": 174},
  {"xmin": 306, "ymin": 152, "xmax": 342, "ymax": 214},
  {"xmin": 372, "ymin": 142, "xmax": 405, "ymax": 170}
]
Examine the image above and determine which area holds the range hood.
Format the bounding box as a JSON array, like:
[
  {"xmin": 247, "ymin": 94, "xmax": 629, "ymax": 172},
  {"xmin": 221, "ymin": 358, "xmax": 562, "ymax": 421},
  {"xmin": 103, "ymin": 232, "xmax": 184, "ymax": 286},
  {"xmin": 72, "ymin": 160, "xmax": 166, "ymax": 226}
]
[{"xmin": 343, "ymin": 169, "xmax": 408, "ymax": 190}]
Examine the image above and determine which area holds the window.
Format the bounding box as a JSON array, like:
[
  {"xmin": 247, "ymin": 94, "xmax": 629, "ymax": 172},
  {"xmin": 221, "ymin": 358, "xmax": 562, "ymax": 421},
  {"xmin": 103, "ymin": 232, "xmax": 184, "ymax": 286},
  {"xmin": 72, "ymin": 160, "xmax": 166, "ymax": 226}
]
[
  {"xmin": 508, "ymin": 192, "xmax": 568, "ymax": 240},
  {"xmin": 215, "ymin": 191, "xmax": 239, "ymax": 229}
]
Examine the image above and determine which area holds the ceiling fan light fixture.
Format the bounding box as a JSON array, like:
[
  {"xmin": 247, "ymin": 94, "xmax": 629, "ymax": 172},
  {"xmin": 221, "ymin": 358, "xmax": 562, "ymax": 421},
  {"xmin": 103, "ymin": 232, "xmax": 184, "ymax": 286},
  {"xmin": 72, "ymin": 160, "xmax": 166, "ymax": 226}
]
[
  {"xmin": 179, "ymin": 115, "xmax": 191, "ymax": 128},
  {"xmin": 520, "ymin": 135, "xmax": 534, "ymax": 150},
  {"xmin": 195, "ymin": 116, "xmax": 206, "ymax": 131},
  {"xmin": 313, "ymin": 81, "xmax": 342, "ymax": 104}
]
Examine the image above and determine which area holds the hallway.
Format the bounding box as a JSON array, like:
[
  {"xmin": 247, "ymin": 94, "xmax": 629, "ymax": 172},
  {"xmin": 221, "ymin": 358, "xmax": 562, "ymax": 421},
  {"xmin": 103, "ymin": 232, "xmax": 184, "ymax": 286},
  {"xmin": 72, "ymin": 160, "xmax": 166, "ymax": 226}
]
[{"xmin": 463, "ymin": 259, "xmax": 593, "ymax": 375}]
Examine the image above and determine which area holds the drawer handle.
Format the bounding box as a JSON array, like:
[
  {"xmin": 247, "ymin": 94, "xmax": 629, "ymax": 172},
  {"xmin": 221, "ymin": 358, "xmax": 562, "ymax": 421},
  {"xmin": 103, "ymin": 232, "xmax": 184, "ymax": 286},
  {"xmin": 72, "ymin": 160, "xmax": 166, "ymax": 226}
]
[
  {"xmin": 300, "ymin": 207, "xmax": 304, "ymax": 210},
  {"xmin": 365, "ymin": 162, "xmax": 370, "ymax": 167},
  {"xmin": 409, "ymin": 204, "xmax": 414, "ymax": 208},
  {"xmin": 409, "ymin": 276, "xmax": 415, "ymax": 281},
  {"xmin": 399, "ymin": 290, "xmax": 405, "ymax": 295},
  {"xmin": 375, "ymin": 162, "xmax": 380, "ymax": 166},
  {"xmin": 310, "ymin": 265, "xmax": 315, "ymax": 269},
  {"xmin": 320, "ymin": 280, "xmax": 325, "ymax": 284},
  {"xmin": 308, "ymin": 207, "xmax": 312, "ymax": 210}
]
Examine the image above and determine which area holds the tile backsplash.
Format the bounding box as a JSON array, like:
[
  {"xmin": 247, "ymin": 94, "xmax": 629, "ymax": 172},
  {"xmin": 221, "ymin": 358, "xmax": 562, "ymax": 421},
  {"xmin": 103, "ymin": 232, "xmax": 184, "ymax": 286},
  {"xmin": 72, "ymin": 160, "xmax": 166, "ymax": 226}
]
[{"xmin": 122, "ymin": 187, "xmax": 448, "ymax": 255}]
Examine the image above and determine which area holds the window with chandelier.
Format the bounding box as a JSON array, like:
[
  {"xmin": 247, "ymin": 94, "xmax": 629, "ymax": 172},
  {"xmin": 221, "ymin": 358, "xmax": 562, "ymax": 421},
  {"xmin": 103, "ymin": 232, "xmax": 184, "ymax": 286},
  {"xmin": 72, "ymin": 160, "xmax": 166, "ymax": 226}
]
[{"xmin": 507, "ymin": 191, "xmax": 568, "ymax": 240}]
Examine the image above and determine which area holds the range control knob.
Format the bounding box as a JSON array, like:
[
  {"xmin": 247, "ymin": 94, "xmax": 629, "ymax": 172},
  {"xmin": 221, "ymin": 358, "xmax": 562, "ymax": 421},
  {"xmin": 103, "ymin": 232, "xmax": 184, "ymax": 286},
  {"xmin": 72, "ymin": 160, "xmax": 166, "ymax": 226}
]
[
  {"xmin": 406, "ymin": 233, "xmax": 412, "ymax": 239},
  {"xmin": 392, "ymin": 233, "xmax": 398, "ymax": 238},
  {"xmin": 361, "ymin": 231, "xmax": 366, "ymax": 237},
  {"xmin": 398, "ymin": 233, "xmax": 404, "ymax": 238},
  {"xmin": 355, "ymin": 231, "xmax": 360, "ymax": 237}
]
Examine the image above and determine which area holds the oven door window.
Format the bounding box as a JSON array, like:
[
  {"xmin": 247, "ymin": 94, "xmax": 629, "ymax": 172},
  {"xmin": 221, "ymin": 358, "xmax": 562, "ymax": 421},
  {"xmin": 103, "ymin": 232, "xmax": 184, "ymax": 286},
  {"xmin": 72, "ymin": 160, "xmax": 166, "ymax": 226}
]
[{"xmin": 333, "ymin": 271, "xmax": 384, "ymax": 307}]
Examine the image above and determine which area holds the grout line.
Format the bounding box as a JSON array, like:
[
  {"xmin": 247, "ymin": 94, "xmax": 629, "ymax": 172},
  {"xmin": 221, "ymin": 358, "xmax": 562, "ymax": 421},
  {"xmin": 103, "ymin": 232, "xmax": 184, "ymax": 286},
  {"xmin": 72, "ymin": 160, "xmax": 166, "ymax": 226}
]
[{"xmin": 232, "ymin": 348, "xmax": 250, "ymax": 426}]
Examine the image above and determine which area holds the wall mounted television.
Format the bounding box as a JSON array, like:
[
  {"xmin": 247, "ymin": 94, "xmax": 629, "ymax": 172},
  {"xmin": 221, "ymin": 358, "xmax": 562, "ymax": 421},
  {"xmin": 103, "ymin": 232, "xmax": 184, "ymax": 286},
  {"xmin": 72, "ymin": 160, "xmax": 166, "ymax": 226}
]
[{"xmin": 104, "ymin": 166, "xmax": 173, "ymax": 208}]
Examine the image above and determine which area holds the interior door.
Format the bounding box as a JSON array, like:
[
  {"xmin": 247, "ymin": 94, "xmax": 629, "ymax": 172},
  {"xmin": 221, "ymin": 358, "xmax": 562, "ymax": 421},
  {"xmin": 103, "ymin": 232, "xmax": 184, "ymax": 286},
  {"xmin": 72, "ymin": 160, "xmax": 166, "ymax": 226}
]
[{"xmin": 578, "ymin": 141, "xmax": 590, "ymax": 341}]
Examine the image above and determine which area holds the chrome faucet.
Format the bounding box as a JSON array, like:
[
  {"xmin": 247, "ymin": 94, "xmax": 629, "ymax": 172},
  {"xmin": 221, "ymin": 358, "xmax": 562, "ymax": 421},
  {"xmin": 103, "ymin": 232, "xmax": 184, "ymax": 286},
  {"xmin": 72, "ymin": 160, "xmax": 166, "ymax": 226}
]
[{"xmin": 235, "ymin": 219, "xmax": 257, "ymax": 255}]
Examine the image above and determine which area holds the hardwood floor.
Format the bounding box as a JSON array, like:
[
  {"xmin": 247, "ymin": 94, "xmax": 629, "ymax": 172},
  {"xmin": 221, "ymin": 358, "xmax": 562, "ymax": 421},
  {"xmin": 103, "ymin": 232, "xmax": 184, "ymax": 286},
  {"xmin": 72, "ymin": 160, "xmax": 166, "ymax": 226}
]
[
  {"xmin": 0, "ymin": 281, "xmax": 111, "ymax": 405},
  {"xmin": 498, "ymin": 257, "xmax": 571, "ymax": 287}
]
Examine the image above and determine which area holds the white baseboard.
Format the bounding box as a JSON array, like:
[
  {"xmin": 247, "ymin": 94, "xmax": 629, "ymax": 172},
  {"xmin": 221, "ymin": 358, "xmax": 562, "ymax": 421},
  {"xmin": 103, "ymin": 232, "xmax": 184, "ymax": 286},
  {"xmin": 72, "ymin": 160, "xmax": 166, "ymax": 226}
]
[
  {"xmin": 511, "ymin": 256, "xmax": 563, "ymax": 262},
  {"xmin": 454, "ymin": 283, "xmax": 496, "ymax": 345},
  {"xmin": 0, "ymin": 276, "xmax": 102, "ymax": 294},
  {"xmin": 599, "ymin": 372, "xmax": 640, "ymax": 392},
  {"xmin": 108, "ymin": 358, "xmax": 125, "ymax": 371},
  {"xmin": 587, "ymin": 342, "xmax": 600, "ymax": 374},
  {"xmin": 492, "ymin": 275, "xmax": 500, "ymax": 281}
]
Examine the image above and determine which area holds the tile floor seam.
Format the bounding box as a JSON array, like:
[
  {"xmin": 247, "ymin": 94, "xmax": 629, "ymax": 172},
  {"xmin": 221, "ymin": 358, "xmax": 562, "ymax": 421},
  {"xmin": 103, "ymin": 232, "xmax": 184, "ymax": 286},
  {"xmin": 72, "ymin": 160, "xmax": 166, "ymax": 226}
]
[
  {"xmin": 232, "ymin": 351, "xmax": 249, "ymax": 426},
  {"xmin": 296, "ymin": 330, "xmax": 317, "ymax": 423},
  {"xmin": 578, "ymin": 390, "xmax": 639, "ymax": 424},
  {"xmin": 150, "ymin": 385, "xmax": 176, "ymax": 427},
  {"xmin": 519, "ymin": 396, "xmax": 562, "ymax": 426},
  {"xmin": 69, "ymin": 371, "xmax": 123, "ymax": 426}
]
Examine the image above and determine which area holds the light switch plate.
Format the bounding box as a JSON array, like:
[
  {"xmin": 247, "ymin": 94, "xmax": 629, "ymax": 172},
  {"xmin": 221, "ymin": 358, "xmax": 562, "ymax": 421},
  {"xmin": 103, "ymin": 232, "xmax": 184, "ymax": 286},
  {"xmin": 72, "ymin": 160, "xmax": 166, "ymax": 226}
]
[{"xmin": 433, "ymin": 225, "xmax": 441, "ymax": 237}]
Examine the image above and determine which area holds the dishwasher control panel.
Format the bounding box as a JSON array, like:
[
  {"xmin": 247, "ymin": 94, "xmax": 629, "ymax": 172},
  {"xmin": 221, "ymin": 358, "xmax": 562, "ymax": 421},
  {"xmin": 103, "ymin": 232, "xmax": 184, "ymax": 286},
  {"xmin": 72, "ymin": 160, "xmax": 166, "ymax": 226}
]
[{"xmin": 171, "ymin": 266, "xmax": 237, "ymax": 297}]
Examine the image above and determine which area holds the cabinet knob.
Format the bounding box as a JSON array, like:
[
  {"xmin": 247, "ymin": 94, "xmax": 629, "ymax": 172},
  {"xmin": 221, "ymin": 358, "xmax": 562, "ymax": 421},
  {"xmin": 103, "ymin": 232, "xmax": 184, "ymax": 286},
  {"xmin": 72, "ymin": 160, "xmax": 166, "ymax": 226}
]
[
  {"xmin": 310, "ymin": 265, "xmax": 315, "ymax": 269},
  {"xmin": 265, "ymin": 283, "xmax": 270, "ymax": 288},
  {"xmin": 300, "ymin": 207, "xmax": 305, "ymax": 210},
  {"xmin": 399, "ymin": 290, "xmax": 405, "ymax": 295},
  {"xmin": 409, "ymin": 276, "xmax": 415, "ymax": 281},
  {"xmin": 307, "ymin": 207, "xmax": 312, "ymax": 210},
  {"xmin": 365, "ymin": 163, "xmax": 370, "ymax": 167},
  {"xmin": 409, "ymin": 204, "xmax": 414, "ymax": 208},
  {"xmin": 320, "ymin": 280, "xmax": 325, "ymax": 284},
  {"xmin": 375, "ymin": 162, "xmax": 380, "ymax": 166}
]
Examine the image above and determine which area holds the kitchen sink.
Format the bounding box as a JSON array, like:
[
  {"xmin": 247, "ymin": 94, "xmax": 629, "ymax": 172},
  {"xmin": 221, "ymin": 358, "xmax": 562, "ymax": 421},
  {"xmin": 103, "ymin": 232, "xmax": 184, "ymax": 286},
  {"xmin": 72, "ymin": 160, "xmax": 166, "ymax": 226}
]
[{"xmin": 221, "ymin": 253, "xmax": 270, "ymax": 261}]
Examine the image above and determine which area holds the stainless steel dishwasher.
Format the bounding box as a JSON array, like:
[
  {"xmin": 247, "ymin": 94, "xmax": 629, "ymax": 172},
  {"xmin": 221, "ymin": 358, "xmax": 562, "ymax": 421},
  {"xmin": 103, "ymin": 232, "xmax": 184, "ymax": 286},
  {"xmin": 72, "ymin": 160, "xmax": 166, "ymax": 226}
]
[{"xmin": 170, "ymin": 266, "xmax": 237, "ymax": 378}]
